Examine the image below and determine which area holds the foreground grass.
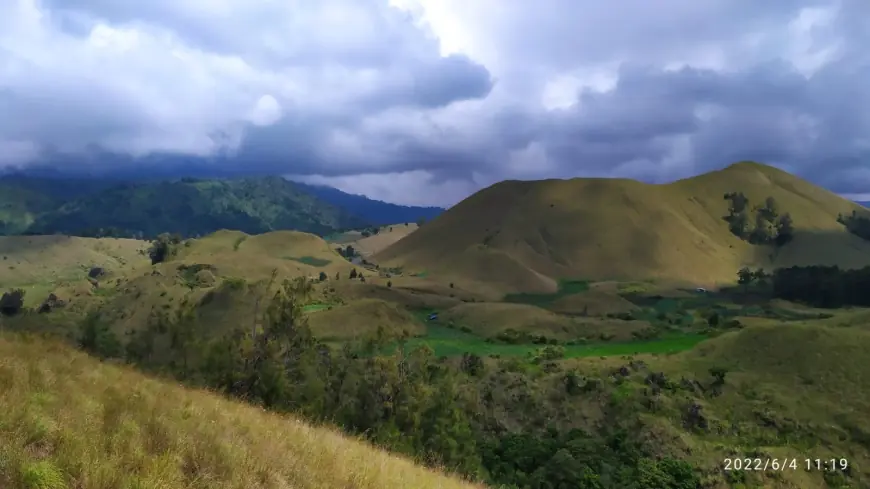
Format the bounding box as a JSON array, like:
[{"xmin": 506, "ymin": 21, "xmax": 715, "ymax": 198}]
[
  {"xmin": 0, "ymin": 333, "xmax": 482, "ymax": 489},
  {"xmin": 406, "ymin": 325, "xmax": 708, "ymax": 358}
]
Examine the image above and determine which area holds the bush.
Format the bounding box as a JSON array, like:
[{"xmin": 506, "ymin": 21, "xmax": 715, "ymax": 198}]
[
  {"xmin": 148, "ymin": 233, "xmax": 182, "ymax": 264},
  {"xmin": 387, "ymin": 281, "xmax": 392, "ymax": 288},
  {"xmin": 0, "ymin": 288, "xmax": 25, "ymax": 316},
  {"xmin": 78, "ymin": 312, "xmax": 122, "ymax": 359}
]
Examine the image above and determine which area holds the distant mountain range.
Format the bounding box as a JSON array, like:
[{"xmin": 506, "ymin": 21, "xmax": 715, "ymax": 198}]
[
  {"xmin": 292, "ymin": 182, "xmax": 444, "ymax": 226},
  {"xmin": 0, "ymin": 174, "xmax": 444, "ymax": 239}
]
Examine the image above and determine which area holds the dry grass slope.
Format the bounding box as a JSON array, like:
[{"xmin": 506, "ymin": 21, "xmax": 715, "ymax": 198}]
[
  {"xmin": 375, "ymin": 162, "xmax": 870, "ymax": 294},
  {"xmin": 348, "ymin": 224, "xmax": 419, "ymax": 257},
  {"xmin": 307, "ymin": 298, "xmax": 425, "ymax": 340},
  {"xmin": 0, "ymin": 333, "xmax": 483, "ymax": 489},
  {"xmin": 176, "ymin": 230, "xmax": 354, "ymax": 281}
]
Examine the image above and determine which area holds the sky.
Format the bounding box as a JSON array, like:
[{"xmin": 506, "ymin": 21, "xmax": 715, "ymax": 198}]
[{"xmin": 1, "ymin": 0, "xmax": 869, "ymax": 206}]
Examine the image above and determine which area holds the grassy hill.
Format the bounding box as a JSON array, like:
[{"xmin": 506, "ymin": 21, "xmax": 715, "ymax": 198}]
[
  {"xmin": 0, "ymin": 333, "xmax": 481, "ymax": 489},
  {"xmin": 375, "ymin": 161, "xmax": 870, "ymax": 294},
  {"xmin": 6, "ymin": 161, "xmax": 870, "ymax": 488}
]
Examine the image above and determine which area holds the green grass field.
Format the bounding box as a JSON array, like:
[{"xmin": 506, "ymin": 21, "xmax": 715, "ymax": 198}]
[
  {"xmin": 286, "ymin": 256, "xmax": 332, "ymax": 267},
  {"xmin": 503, "ymin": 279, "xmax": 590, "ymax": 307},
  {"xmin": 400, "ymin": 323, "xmax": 708, "ymax": 358},
  {"xmin": 303, "ymin": 303, "xmax": 333, "ymax": 313}
]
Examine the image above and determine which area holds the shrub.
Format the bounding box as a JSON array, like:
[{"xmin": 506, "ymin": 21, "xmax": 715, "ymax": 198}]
[{"xmin": 0, "ymin": 288, "xmax": 25, "ymax": 316}]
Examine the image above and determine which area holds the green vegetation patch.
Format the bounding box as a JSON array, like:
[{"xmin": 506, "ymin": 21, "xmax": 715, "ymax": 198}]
[
  {"xmin": 405, "ymin": 325, "xmax": 707, "ymax": 358},
  {"xmin": 503, "ymin": 279, "xmax": 590, "ymax": 307},
  {"xmin": 285, "ymin": 256, "xmax": 332, "ymax": 267},
  {"xmin": 302, "ymin": 303, "xmax": 333, "ymax": 313}
]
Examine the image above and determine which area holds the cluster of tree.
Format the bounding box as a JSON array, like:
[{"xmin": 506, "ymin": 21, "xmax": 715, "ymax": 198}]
[
  {"xmin": 147, "ymin": 232, "xmax": 183, "ymax": 264},
  {"xmin": 769, "ymin": 265, "xmax": 870, "ymax": 308},
  {"xmin": 75, "ymin": 276, "xmax": 702, "ymax": 488},
  {"xmin": 336, "ymin": 245, "xmax": 358, "ymax": 259},
  {"xmin": 723, "ymin": 193, "xmax": 794, "ymax": 246},
  {"xmin": 735, "ymin": 264, "xmax": 870, "ymax": 308},
  {"xmin": 360, "ymin": 227, "xmax": 381, "ymax": 238},
  {"xmin": 0, "ymin": 288, "xmax": 25, "ymax": 316},
  {"xmin": 837, "ymin": 210, "xmax": 870, "ymax": 241}
]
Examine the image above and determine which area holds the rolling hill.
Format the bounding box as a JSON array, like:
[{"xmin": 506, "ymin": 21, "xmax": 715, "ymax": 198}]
[{"xmin": 375, "ymin": 161, "xmax": 870, "ymax": 294}]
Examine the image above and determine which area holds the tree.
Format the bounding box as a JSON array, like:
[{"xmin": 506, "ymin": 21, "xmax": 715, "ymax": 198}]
[
  {"xmin": 707, "ymin": 312, "xmax": 720, "ymax": 327},
  {"xmin": 0, "ymin": 289, "xmax": 25, "ymax": 316},
  {"xmin": 737, "ymin": 267, "xmax": 754, "ymax": 286},
  {"xmin": 387, "ymin": 280, "xmax": 392, "ymax": 288},
  {"xmin": 350, "ymin": 269, "xmax": 358, "ymax": 279},
  {"xmin": 78, "ymin": 312, "xmax": 122, "ymax": 358},
  {"xmin": 727, "ymin": 211, "xmax": 749, "ymax": 238},
  {"xmin": 761, "ymin": 196, "xmax": 779, "ymax": 221},
  {"xmin": 775, "ymin": 212, "xmax": 794, "ymax": 246},
  {"xmin": 723, "ymin": 192, "xmax": 749, "ymax": 215},
  {"xmin": 319, "ymin": 271, "xmax": 328, "ymax": 281},
  {"xmin": 148, "ymin": 233, "xmax": 182, "ymax": 264}
]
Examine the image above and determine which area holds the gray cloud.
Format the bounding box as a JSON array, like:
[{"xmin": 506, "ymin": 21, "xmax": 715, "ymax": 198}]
[{"xmin": 1, "ymin": 0, "xmax": 869, "ymax": 206}]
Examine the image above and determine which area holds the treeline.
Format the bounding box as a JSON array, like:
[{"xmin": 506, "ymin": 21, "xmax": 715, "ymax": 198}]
[
  {"xmin": 838, "ymin": 210, "xmax": 870, "ymax": 241},
  {"xmin": 76, "ymin": 276, "xmax": 701, "ymax": 489},
  {"xmin": 738, "ymin": 265, "xmax": 870, "ymax": 308},
  {"xmin": 723, "ymin": 192, "xmax": 793, "ymax": 245}
]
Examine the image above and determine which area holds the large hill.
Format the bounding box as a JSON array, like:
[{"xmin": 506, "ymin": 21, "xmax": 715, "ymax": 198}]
[
  {"xmin": 375, "ymin": 161, "xmax": 870, "ymax": 293},
  {"xmin": 0, "ymin": 174, "xmax": 444, "ymax": 239}
]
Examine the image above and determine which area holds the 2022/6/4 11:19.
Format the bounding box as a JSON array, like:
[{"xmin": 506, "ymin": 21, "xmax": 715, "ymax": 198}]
[{"xmin": 723, "ymin": 458, "xmax": 849, "ymax": 472}]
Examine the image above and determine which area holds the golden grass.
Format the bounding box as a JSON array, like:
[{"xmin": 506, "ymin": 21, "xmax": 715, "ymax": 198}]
[
  {"xmin": 375, "ymin": 162, "xmax": 870, "ymax": 293},
  {"xmin": 331, "ymin": 281, "xmax": 461, "ymax": 311},
  {"xmin": 175, "ymin": 230, "xmax": 354, "ymax": 282},
  {"xmin": 0, "ymin": 235, "xmax": 148, "ymax": 303},
  {"xmin": 0, "ymin": 333, "xmax": 483, "ymax": 489},
  {"xmin": 307, "ymin": 298, "xmax": 425, "ymax": 340},
  {"xmin": 347, "ymin": 224, "xmax": 418, "ymax": 257}
]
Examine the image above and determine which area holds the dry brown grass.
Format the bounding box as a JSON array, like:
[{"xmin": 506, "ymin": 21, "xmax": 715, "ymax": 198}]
[
  {"xmin": 375, "ymin": 162, "xmax": 870, "ymax": 294},
  {"xmin": 0, "ymin": 333, "xmax": 483, "ymax": 489},
  {"xmin": 176, "ymin": 230, "xmax": 354, "ymax": 281},
  {"xmin": 0, "ymin": 235, "xmax": 149, "ymax": 307},
  {"xmin": 348, "ymin": 224, "xmax": 419, "ymax": 257},
  {"xmin": 307, "ymin": 298, "xmax": 425, "ymax": 340}
]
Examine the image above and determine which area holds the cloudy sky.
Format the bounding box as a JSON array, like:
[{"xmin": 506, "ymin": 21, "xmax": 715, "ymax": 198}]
[{"xmin": 1, "ymin": 0, "xmax": 868, "ymax": 206}]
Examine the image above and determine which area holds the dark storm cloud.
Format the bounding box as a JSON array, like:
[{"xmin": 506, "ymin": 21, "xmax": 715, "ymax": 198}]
[{"xmin": 2, "ymin": 0, "xmax": 869, "ymax": 205}]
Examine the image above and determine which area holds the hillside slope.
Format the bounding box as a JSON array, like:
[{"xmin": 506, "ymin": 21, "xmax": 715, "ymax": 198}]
[
  {"xmin": 0, "ymin": 333, "xmax": 481, "ymax": 489},
  {"xmin": 294, "ymin": 182, "xmax": 444, "ymax": 225},
  {"xmin": 375, "ymin": 162, "xmax": 870, "ymax": 293},
  {"xmin": 1, "ymin": 176, "xmax": 369, "ymax": 238}
]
